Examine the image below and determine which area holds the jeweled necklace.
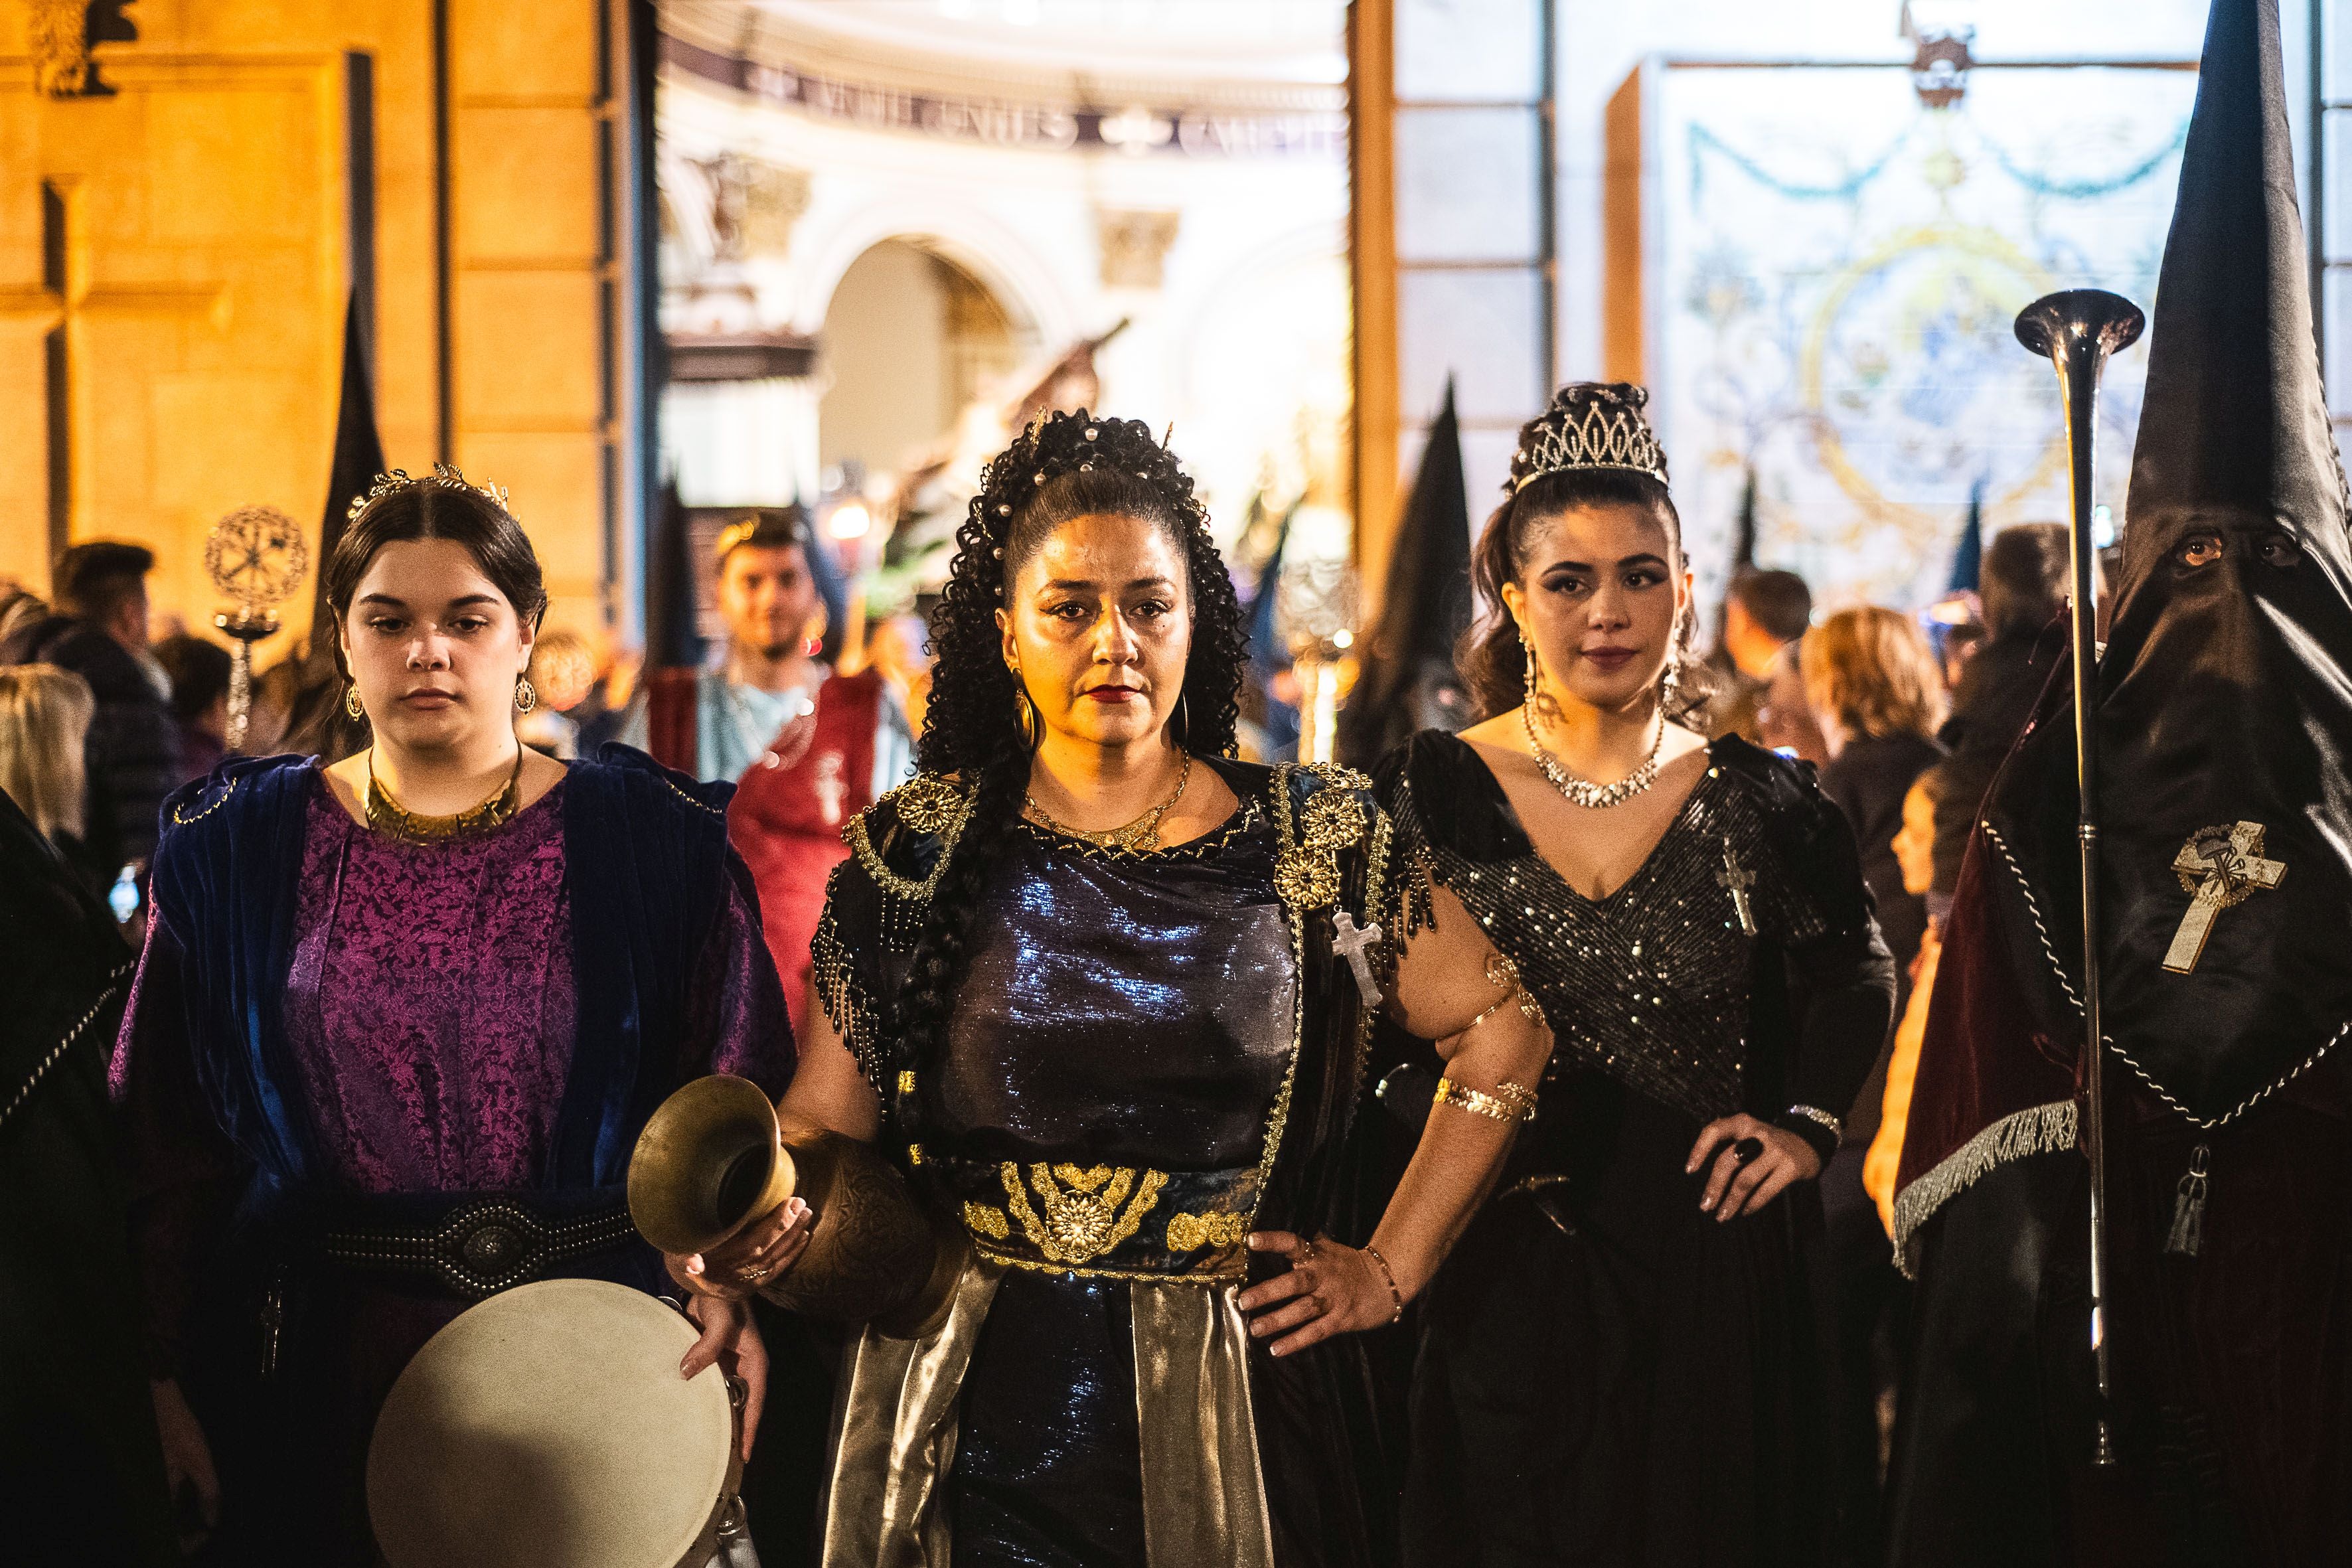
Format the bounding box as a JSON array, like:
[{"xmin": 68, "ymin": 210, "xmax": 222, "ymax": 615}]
[
  {"xmin": 1026, "ymin": 753, "xmax": 1193, "ymax": 853},
  {"xmin": 364, "ymin": 747, "xmax": 524, "ymax": 846},
  {"xmin": 1522, "ymin": 706, "xmax": 1666, "ymax": 809}
]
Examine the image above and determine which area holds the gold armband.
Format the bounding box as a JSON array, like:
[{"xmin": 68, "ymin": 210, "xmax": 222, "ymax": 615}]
[
  {"xmin": 1460, "ymin": 951, "xmax": 1547, "ymax": 1036},
  {"xmin": 1433, "ymin": 1075, "xmax": 1539, "ymax": 1124}
]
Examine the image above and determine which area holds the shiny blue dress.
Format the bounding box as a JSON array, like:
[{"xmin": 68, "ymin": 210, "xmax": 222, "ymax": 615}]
[{"xmin": 813, "ymin": 757, "xmax": 1400, "ymax": 1567}]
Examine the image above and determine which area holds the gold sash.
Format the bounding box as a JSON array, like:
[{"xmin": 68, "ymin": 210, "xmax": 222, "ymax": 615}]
[{"xmin": 819, "ymin": 1261, "xmax": 1275, "ymax": 1567}]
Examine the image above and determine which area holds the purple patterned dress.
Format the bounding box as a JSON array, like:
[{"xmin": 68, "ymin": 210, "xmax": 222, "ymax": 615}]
[{"xmin": 113, "ymin": 766, "xmax": 793, "ymax": 1565}]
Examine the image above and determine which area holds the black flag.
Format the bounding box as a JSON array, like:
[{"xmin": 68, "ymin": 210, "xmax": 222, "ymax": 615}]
[
  {"xmin": 311, "ymin": 293, "xmax": 385, "ymax": 657},
  {"xmin": 645, "ymin": 473, "xmax": 702, "ymax": 672}
]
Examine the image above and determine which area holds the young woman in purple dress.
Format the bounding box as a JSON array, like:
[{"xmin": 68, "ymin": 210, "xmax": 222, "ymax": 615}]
[{"xmin": 114, "ymin": 469, "xmax": 795, "ymax": 1566}]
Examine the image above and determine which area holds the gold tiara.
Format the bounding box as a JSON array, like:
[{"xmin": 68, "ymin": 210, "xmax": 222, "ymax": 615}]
[
  {"xmin": 347, "ymin": 463, "xmax": 512, "ymax": 522},
  {"xmin": 1510, "ymin": 386, "xmax": 1669, "ymax": 491}
]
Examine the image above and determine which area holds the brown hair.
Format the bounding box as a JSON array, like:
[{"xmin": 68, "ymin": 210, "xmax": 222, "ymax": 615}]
[
  {"xmin": 323, "ymin": 473, "xmax": 548, "ymax": 679},
  {"xmin": 0, "ymin": 665, "xmax": 95, "ymax": 841},
  {"xmin": 1799, "ymin": 606, "xmax": 1946, "ymax": 742},
  {"xmin": 1459, "ymin": 465, "xmax": 1710, "ymax": 724},
  {"xmin": 1981, "ymin": 523, "xmax": 2069, "ymax": 639}
]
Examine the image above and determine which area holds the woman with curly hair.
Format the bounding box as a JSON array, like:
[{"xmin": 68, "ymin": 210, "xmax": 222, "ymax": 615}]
[
  {"xmin": 1375, "ymin": 384, "xmax": 1897, "ymax": 1566},
  {"xmin": 668, "ymin": 412, "xmax": 1551, "ymax": 1566}
]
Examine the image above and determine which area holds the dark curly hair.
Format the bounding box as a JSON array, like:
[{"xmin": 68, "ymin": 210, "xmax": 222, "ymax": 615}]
[
  {"xmin": 1458, "ymin": 384, "xmax": 1711, "ymax": 726},
  {"xmin": 894, "ymin": 410, "xmax": 1248, "ymax": 1079}
]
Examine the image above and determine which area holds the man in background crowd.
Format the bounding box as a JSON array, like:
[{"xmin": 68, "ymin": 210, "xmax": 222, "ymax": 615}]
[
  {"xmin": 1, "ymin": 542, "xmax": 179, "ymax": 877},
  {"xmin": 1927, "ymin": 522, "xmax": 2067, "ymax": 919},
  {"xmin": 1710, "ymin": 567, "xmax": 1828, "ymax": 762},
  {"xmin": 620, "ymin": 509, "xmax": 913, "ymax": 1034},
  {"xmin": 152, "ymin": 633, "xmax": 232, "ymax": 783}
]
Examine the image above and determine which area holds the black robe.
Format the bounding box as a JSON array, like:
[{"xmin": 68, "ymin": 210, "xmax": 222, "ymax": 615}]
[
  {"xmin": 0, "ymin": 793, "xmax": 176, "ymax": 1567},
  {"xmin": 1377, "ymin": 732, "xmax": 1895, "ymax": 1567}
]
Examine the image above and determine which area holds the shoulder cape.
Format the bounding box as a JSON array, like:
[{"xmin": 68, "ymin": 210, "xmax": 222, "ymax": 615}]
[{"xmin": 148, "ymin": 744, "xmax": 740, "ymax": 1189}]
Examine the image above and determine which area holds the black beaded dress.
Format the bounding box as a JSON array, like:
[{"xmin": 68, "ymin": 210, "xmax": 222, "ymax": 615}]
[
  {"xmin": 811, "ymin": 756, "xmax": 1406, "ymax": 1568},
  {"xmin": 1375, "ymin": 731, "xmax": 1895, "ymax": 1567}
]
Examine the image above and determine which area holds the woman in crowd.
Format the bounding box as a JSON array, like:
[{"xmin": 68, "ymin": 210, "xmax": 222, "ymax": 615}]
[
  {"xmin": 1803, "ymin": 605, "xmax": 1946, "ymax": 994},
  {"xmin": 1800, "ymin": 604, "xmax": 1946, "ymax": 1557},
  {"xmin": 1864, "ymin": 764, "xmax": 1949, "ymax": 1239},
  {"xmin": 0, "ymin": 663, "xmax": 104, "ymax": 895},
  {"xmin": 1377, "ymin": 383, "xmax": 1897, "ymax": 1566},
  {"xmin": 676, "ymin": 411, "xmax": 1552, "ymax": 1567},
  {"xmin": 112, "ymin": 466, "xmax": 793, "ymax": 1567}
]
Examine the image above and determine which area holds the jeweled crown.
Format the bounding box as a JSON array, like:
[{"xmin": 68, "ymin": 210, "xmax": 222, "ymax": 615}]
[
  {"xmin": 348, "ymin": 463, "xmax": 513, "ymax": 522},
  {"xmin": 1508, "ymin": 382, "xmax": 1669, "ymax": 492}
]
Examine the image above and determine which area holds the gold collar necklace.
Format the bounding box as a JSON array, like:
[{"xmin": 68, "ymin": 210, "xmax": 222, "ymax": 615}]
[
  {"xmin": 1024, "ymin": 753, "xmax": 1193, "ymax": 854},
  {"xmin": 364, "ymin": 748, "xmax": 525, "ymax": 847}
]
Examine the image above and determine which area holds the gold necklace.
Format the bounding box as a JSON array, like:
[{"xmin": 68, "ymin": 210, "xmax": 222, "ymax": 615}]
[
  {"xmin": 364, "ymin": 748, "xmax": 524, "ymax": 846},
  {"xmin": 1024, "ymin": 754, "xmax": 1193, "ymax": 853}
]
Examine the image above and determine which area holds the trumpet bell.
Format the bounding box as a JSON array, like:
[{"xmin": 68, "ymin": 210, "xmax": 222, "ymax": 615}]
[
  {"xmin": 627, "ymin": 1074, "xmax": 798, "ymax": 1257},
  {"xmin": 2014, "ymin": 288, "xmax": 2145, "ymax": 362}
]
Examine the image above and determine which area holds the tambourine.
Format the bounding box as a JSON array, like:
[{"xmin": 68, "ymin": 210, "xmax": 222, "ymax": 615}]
[{"xmin": 366, "ymin": 1279, "xmax": 744, "ymax": 1568}]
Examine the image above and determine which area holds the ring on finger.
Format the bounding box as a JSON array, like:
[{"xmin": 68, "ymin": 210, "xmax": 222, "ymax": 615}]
[
  {"xmin": 741, "ymin": 1263, "xmax": 770, "ymax": 1284},
  {"xmin": 1297, "ymin": 1238, "xmax": 1319, "ymax": 1264}
]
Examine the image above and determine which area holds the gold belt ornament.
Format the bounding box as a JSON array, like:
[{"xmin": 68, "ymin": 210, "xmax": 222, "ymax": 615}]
[{"xmin": 996, "ymin": 1162, "xmax": 1169, "ymax": 1266}]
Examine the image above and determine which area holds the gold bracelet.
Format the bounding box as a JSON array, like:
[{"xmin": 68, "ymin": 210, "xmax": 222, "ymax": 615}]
[
  {"xmin": 1362, "ymin": 1243, "xmax": 1405, "ymax": 1324},
  {"xmin": 1433, "ymin": 1075, "xmax": 1539, "ymax": 1124}
]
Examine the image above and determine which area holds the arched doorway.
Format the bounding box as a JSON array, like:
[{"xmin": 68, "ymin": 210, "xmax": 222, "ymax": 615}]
[{"xmin": 818, "ymin": 238, "xmax": 1035, "ymax": 479}]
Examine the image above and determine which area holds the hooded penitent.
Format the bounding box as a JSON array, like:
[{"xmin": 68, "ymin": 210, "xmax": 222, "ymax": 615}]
[{"xmin": 1895, "ymin": 0, "xmax": 2352, "ymax": 1251}]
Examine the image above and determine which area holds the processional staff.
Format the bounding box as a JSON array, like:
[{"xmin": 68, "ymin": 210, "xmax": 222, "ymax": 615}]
[
  {"xmin": 2012, "ymin": 287, "xmax": 2144, "ymax": 1467},
  {"xmin": 203, "ymin": 504, "xmax": 310, "ymax": 753}
]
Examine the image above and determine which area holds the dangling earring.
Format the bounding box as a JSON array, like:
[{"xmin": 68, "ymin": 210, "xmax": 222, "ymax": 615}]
[
  {"xmin": 515, "ymin": 676, "xmax": 538, "ymax": 714},
  {"xmin": 345, "ymin": 682, "xmax": 365, "ymax": 720},
  {"xmin": 1016, "ymin": 686, "xmax": 1041, "ymax": 749},
  {"xmin": 1520, "ymin": 629, "xmax": 1542, "ymax": 711},
  {"xmin": 1661, "ymin": 661, "xmax": 1681, "ymax": 702}
]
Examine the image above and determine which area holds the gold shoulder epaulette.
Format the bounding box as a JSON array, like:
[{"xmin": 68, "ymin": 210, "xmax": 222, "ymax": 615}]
[{"xmin": 843, "ymin": 773, "xmax": 973, "ymax": 903}]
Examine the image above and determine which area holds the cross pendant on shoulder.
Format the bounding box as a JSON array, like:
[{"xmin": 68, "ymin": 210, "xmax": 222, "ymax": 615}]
[
  {"xmin": 1332, "ymin": 909, "xmax": 1384, "ymax": 1008},
  {"xmin": 1717, "ymin": 840, "xmax": 1759, "ymax": 936}
]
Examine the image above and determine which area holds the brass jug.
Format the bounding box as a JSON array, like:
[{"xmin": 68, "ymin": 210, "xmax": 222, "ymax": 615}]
[{"xmin": 627, "ymin": 1075, "xmax": 967, "ymax": 1338}]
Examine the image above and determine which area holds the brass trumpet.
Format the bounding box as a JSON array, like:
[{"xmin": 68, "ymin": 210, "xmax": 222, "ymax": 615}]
[
  {"xmin": 2013, "ymin": 286, "xmax": 2144, "ymax": 1467},
  {"xmin": 627, "ymin": 1075, "xmax": 968, "ymax": 1339}
]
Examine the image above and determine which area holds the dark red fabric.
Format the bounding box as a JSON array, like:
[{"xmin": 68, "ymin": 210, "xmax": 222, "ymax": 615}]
[
  {"xmin": 642, "ymin": 667, "xmax": 700, "ymax": 775},
  {"xmin": 726, "ymin": 668, "xmax": 884, "ymax": 1036},
  {"xmin": 1895, "ymin": 833, "xmax": 2080, "ymax": 1198}
]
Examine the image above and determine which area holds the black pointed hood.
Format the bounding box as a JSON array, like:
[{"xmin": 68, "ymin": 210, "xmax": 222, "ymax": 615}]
[
  {"xmin": 1982, "ymin": 0, "xmax": 2352, "ymax": 1125},
  {"xmin": 1337, "ymin": 382, "xmax": 1473, "ymax": 766}
]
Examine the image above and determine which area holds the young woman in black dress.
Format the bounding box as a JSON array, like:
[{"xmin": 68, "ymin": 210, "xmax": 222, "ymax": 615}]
[{"xmin": 1379, "ymin": 383, "xmax": 1897, "ymax": 1565}]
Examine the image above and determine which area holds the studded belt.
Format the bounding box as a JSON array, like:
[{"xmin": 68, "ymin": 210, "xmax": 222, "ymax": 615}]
[{"xmin": 320, "ymin": 1194, "xmax": 640, "ymax": 1302}]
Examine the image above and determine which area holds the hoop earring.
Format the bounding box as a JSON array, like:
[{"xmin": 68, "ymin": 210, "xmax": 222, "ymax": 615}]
[
  {"xmin": 345, "ymin": 682, "xmax": 364, "ymax": 720},
  {"xmin": 1016, "ymin": 688, "xmax": 1041, "ymax": 749},
  {"xmin": 1171, "ymin": 691, "xmax": 1190, "ymax": 751},
  {"xmin": 515, "ymin": 676, "xmax": 538, "ymax": 714}
]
